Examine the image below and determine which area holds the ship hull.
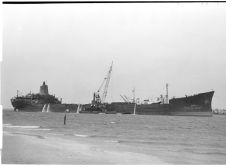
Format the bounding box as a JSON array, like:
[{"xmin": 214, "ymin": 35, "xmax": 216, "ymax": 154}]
[
  {"xmin": 11, "ymin": 91, "xmax": 214, "ymax": 116},
  {"xmin": 106, "ymin": 91, "xmax": 214, "ymax": 116},
  {"xmin": 169, "ymin": 111, "xmax": 212, "ymax": 116},
  {"xmin": 168, "ymin": 91, "xmax": 214, "ymax": 116},
  {"xmin": 11, "ymin": 98, "xmax": 78, "ymax": 112},
  {"xmin": 11, "ymin": 98, "xmax": 43, "ymax": 112}
]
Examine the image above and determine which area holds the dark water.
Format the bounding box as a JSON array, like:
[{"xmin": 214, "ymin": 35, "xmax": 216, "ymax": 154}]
[{"xmin": 3, "ymin": 110, "xmax": 226, "ymax": 164}]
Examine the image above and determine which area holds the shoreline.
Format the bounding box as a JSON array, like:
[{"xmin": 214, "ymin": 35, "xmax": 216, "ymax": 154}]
[
  {"xmin": 2, "ymin": 111, "xmax": 226, "ymax": 164},
  {"xmin": 2, "ymin": 126, "xmax": 167, "ymax": 164}
]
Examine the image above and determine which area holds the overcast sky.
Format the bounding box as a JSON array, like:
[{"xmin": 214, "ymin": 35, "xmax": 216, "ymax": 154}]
[{"xmin": 2, "ymin": 3, "xmax": 226, "ymax": 109}]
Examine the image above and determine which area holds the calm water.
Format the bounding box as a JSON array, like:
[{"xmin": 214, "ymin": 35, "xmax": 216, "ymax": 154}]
[{"xmin": 3, "ymin": 110, "xmax": 226, "ymax": 164}]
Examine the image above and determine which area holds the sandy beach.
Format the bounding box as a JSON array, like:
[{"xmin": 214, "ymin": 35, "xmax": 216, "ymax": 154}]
[
  {"xmin": 2, "ymin": 111, "xmax": 226, "ymax": 164},
  {"xmin": 2, "ymin": 126, "xmax": 166, "ymax": 164}
]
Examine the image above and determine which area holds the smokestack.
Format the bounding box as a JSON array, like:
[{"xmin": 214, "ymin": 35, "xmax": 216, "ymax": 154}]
[{"xmin": 40, "ymin": 81, "xmax": 49, "ymax": 95}]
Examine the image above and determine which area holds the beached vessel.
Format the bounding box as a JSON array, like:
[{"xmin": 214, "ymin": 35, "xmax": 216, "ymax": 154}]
[
  {"xmin": 11, "ymin": 62, "xmax": 214, "ymax": 116},
  {"xmin": 80, "ymin": 63, "xmax": 214, "ymax": 116},
  {"xmin": 11, "ymin": 82, "xmax": 77, "ymax": 112},
  {"xmin": 105, "ymin": 91, "xmax": 214, "ymax": 116},
  {"xmin": 11, "ymin": 81, "xmax": 214, "ymax": 116}
]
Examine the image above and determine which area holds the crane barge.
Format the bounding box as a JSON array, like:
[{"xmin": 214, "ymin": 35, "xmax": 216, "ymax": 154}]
[{"xmin": 84, "ymin": 62, "xmax": 113, "ymax": 113}]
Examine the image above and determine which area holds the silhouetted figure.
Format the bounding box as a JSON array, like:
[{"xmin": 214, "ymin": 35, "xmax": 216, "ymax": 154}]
[
  {"xmin": 64, "ymin": 113, "xmax": 66, "ymax": 125},
  {"xmin": 64, "ymin": 109, "xmax": 69, "ymax": 125}
]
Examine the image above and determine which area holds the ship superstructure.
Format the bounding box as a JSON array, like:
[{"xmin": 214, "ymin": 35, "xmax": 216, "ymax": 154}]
[{"xmin": 11, "ymin": 82, "xmax": 77, "ymax": 112}]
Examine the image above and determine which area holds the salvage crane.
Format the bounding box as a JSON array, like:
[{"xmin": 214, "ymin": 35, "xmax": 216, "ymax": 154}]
[
  {"xmin": 90, "ymin": 62, "xmax": 113, "ymax": 112},
  {"xmin": 101, "ymin": 61, "xmax": 113, "ymax": 103}
]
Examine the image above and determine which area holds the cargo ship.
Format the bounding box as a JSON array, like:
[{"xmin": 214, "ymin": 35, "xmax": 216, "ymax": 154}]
[
  {"xmin": 10, "ymin": 81, "xmax": 214, "ymax": 116},
  {"xmin": 11, "ymin": 63, "xmax": 214, "ymax": 116},
  {"xmin": 105, "ymin": 91, "xmax": 214, "ymax": 116},
  {"xmin": 81, "ymin": 63, "xmax": 215, "ymax": 116},
  {"xmin": 11, "ymin": 82, "xmax": 77, "ymax": 112}
]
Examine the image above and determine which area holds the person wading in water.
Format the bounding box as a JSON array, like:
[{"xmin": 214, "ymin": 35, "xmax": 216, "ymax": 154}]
[{"xmin": 64, "ymin": 108, "xmax": 69, "ymax": 125}]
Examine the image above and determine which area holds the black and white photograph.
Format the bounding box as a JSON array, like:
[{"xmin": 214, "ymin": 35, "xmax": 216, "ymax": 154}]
[{"xmin": 1, "ymin": 0, "xmax": 226, "ymax": 164}]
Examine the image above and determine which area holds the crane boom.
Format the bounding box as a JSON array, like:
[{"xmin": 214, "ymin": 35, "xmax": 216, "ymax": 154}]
[
  {"xmin": 120, "ymin": 95, "xmax": 129, "ymax": 103},
  {"xmin": 101, "ymin": 61, "xmax": 113, "ymax": 103},
  {"xmin": 97, "ymin": 77, "xmax": 106, "ymax": 93},
  {"xmin": 123, "ymin": 95, "xmax": 131, "ymax": 102}
]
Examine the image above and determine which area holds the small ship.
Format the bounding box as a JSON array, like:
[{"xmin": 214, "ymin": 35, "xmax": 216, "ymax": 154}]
[{"xmin": 11, "ymin": 82, "xmax": 77, "ymax": 112}]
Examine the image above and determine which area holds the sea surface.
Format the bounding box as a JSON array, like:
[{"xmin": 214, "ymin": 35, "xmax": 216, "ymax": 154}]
[{"xmin": 3, "ymin": 110, "xmax": 226, "ymax": 164}]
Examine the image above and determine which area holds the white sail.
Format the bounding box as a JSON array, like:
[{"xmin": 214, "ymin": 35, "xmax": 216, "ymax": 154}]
[
  {"xmin": 133, "ymin": 103, "xmax": 136, "ymax": 115},
  {"xmin": 80, "ymin": 105, "xmax": 82, "ymax": 112},
  {"xmin": 42, "ymin": 104, "xmax": 47, "ymax": 112},
  {"xmin": 46, "ymin": 104, "xmax": 50, "ymax": 112},
  {"xmin": 76, "ymin": 104, "xmax": 80, "ymax": 114}
]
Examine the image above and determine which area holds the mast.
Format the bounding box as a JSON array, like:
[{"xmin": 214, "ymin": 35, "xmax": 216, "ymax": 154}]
[
  {"xmin": 132, "ymin": 88, "xmax": 135, "ymax": 103},
  {"xmin": 165, "ymin": 83, "xmax": 169, "ymax": 104},
  {"xmin": 133, "ymin": 88, "xmax": 136, "ymax": 115}
]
